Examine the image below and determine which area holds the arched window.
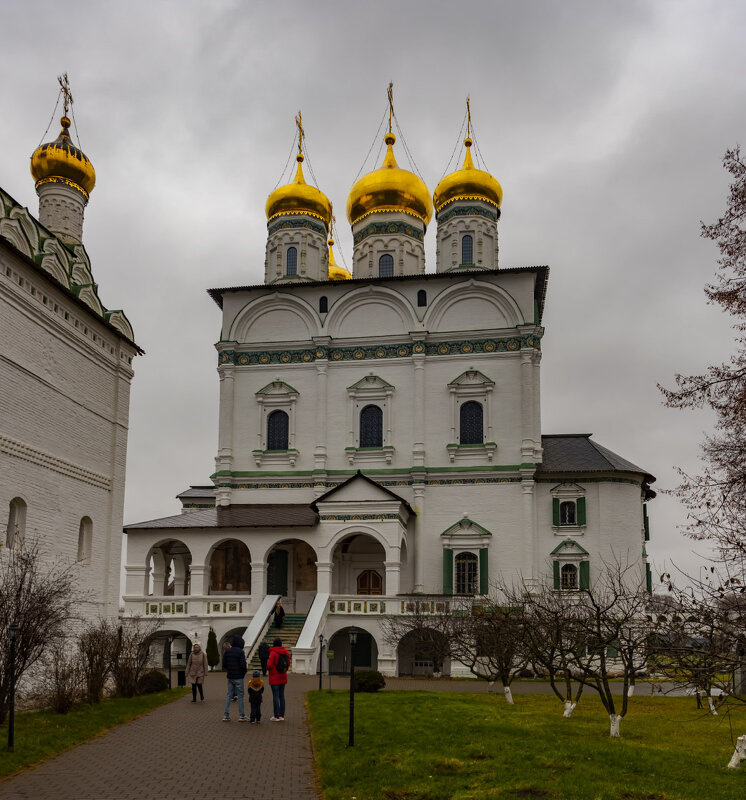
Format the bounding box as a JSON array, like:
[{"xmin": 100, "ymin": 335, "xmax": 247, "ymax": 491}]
[
  {"xmin": 459, "ymin": 401, "xmax": 483, "ymax": 444},
  {"xmin": 359, "ymin": 404, "xmax": 383, "ymax": 447},
  {"xmin": 267, "ymin": 410, "xmax": 289, "ymax": 450},
  {"xmin": 357, "ymin": 569, "xmax": 382, "ymax": 595},
  {"xmin": 319, "ymin": 295, "xmax": 328, "ymax": 313},
  {"xmin": 461, "ymin": 234, "xmax": 473, "ymax": 265},
  {"xmin": 417, "ymin": 289, "xmax": 427, "ymax": 307},
  {"xmin": 378, "ymin": 253, "xmax": 394, "ymax": 277},
  {"xmin": 77, "ymin": 516, "xmax": 92, "ymax": 564},
  {"xmin": 6, "ymin": 497, "xmax": 27, "ymax": 549},
  {"xmin": 561, "ymin": 563, "xmax": 578, "ymax": 590},
  {"xmin": 455, "ymin": 552, "xmax": 478, "ymax": 594},
  {"xmin": 560, "ymin": 501, "xmax": 576, "ymax": 526},
  {"xmin": 286, "ymin": 247, "xmax": 298, "ymax": 275}
]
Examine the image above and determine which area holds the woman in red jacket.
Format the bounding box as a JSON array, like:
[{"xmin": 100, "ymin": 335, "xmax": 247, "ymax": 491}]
[{"xmin": 267, "ymin": 637, "xmax": 291, "ymax": 720}]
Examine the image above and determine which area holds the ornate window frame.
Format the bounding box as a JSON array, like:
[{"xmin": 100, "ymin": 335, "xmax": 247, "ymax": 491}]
[
  {"xmin": 441, "ymin": 516, "xmax": 492, "ymax": 596},
  {"xmin": 550, "ymin": 538, "xmax": 589, "ymax": 591},
  {"xmin": 253, "ymin": 379, "xmax": 299, "ymax": 467},
  {"xmin": 446, "ymin": 369, "xmax": 496, "ymax": 462},
  {"xmin": 551, "ymin": 482, "xmax": 587, "ymax": 535},
  {"xmin": 346, "ymin": 374, "xmax": 395, "ymax": 465}
]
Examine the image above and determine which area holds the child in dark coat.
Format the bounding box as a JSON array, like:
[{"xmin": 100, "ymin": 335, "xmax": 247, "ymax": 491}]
[{"xmin": 247, "ymin": 669, "xmax": 264, "ymax": 723}]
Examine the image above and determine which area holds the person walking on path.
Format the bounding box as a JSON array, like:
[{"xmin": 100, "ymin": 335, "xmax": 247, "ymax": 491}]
[
  {"xmin": 247, "ymin": 669, "xmax": 264, "ymax": 723},
  {"xmin": 222, "ymin": 635, "xmax": 248, "ymax": 721},
  {"xmin": 267, "ymin": 636, "xmax": 290, "ymax": 721},
  {"xmin": 273, "ymin": 599, "xmax": 285, "ymax": 629},
  {"xmin": 185, "ymin": 641, "xmax": 208, "ymax": 702},
  {"xmin": 258, "ymin": 640, "xmax": 270, "ymax": 676}
]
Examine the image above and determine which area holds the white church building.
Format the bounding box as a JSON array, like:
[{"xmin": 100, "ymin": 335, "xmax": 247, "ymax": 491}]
[
  {"xmin": 1, "ymin": 90, "xmax": 140, "ymax": 621},
  {"xmin": 123, "ymin": 105, "xmax": 654, "ymax": 675}
]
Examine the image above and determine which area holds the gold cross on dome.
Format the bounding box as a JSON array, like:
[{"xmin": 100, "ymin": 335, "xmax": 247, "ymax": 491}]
[
  {"xmin": 387, "ymin": 82, "xmax": 394, "ymax": 133},
  {"xmin": 295, "ymin": 110, "xmax": 305, "ymax": 156},
  {"xmin": 58, "ymin": 73, "xmax": 73, "ymax": 117}
]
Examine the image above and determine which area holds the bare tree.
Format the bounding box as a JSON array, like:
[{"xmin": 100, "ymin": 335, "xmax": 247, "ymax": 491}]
[
  {"xmin": 46, "ymin": 641, "xmax": 82, "ymax": 714},
  {"xmin": 78, "ymin": 618, "xmax": 116, "ymax": 704},
  {"xmin": 501, "ymin": 579, "xmax": 587, "ymax": 717},
  {"xmin": 0, "ymin": 538, "xmax": 79, "ymax": 724},
  {"xmin": 447, "ymin": 597, "xmax": 527, "ymax": 704},
  {"xmin": 570, "ymin": 559, "xmax": 650, "ymax": 737},
  {"xmin": 110, "ymin": 616, "xmax": 163, "ymax": 697},
  {"xmin": 380, "ymin": 597, "xmax": 453, "ymax": 676}
]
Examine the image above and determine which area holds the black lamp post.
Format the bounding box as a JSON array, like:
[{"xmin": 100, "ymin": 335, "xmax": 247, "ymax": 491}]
[
  {"xmin": 8, "ymin": 622, "xmax": 19, "ymax": 752},
  {"xmin": 166, "ymin": 635, "xmax": 174, "ymax": 689},
  {"xmin": 318, "ymin": 633, "xmax": 325, "ymax": 691},
  {"xmin": 348, "ymin": 627, "xmax": 358, "ymax": 747}
]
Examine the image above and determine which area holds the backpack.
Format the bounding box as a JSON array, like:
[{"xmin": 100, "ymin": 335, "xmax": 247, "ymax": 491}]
[{"xmin": 275, "ymin": 652, "xmax": 289, "ymax": 674}]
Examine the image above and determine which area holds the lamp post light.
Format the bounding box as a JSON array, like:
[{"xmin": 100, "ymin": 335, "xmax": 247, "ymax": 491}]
[
  {"xmin": 318, "ymin": 634, "xmax": 325, "ymax": 691},
  {"xmin": 348, "ymin": 627, "xmax": 358, "ymax": 747},
  {"xmin": 8, "ymin": 622, "xmax": 19, "ymax": 752}
]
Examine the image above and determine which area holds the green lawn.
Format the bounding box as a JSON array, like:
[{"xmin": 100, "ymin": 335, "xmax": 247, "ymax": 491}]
[
  {"xmin": 0, "ymin": 688, "xmax": 188, "ymax": 779},
  {"xmin": 308, "ymin": 690, "xmax": 746, "ymax": 800}
]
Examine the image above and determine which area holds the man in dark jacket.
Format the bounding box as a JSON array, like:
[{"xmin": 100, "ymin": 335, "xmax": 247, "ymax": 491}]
[
  {"xmin": 258, "ymin": 640, "xmax": 270, "ymax": 676},
  {"xmin": 222, "ymin": 635, "xmax": 248, "ymax": 721}
]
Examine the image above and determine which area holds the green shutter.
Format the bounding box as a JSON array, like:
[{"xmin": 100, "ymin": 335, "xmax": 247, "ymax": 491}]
[
  {"xmin": 579, "ymin": 560, "xmax": 590, "ymax": 590},
  {"xmin": 577, "ymin": 497, "xmax": 586, "ymax": 526},
  {"xmin": 553, "ymin": 560, "xmax": 560, "ymax": 590},
  {"xmin": 479, "ymin": 548, "xmax": 489, "ymax": 594},
  {"xmin": 552, "ymin": 498, "xmax": 560, "ymax": 526},
  {"xmin": 646, "ymin": 562, "xmax": 652, "ymax": 594},
  {"xmin": 643, "ymin": 505, "xmax": 650, "ymax": 541},
  {"xmin": 443, "ymin": 548, "xmax": 453, "ymax": 595}
]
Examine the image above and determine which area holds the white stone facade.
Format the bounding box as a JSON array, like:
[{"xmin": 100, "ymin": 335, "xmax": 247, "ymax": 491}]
[{"xmin": 0, "ymin": 187, "xmax": 138, "ymax": 620}]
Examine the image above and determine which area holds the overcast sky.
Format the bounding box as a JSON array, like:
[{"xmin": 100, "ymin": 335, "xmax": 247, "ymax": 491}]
[{"xmin": 3, "ymin": 1, "xmax": 745, "ymax": 583}]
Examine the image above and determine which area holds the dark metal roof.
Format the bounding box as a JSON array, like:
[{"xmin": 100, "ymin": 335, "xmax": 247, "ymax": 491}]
[
  {"xmin": 124, "ymin": 504, "xmax": 318, "ymax": 531},
  {"xmin": 538, "ymin": 434, "xmax": 654, "ymax": 483},
  {"xmin": 207, "ymin": 265, "xmax": 550, "ymax": 323},
  {"xmin": 176, "ymin": 486, "xmax": 216, "ymax": 499}
]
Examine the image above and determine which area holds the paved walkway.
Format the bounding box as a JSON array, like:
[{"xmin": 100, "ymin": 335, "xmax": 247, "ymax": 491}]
[{"xmin": 0, "ymin": 673, "xmax": 682, "ymax": 800}]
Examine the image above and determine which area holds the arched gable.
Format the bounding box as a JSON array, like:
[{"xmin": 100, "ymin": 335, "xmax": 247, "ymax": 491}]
[
  {"xmin": 230, "ymin": 293, "xmax": 320, "ymax": 343},
  {"xmin": 424, "ymin": 279, "xmax": 523, "ymax": 332},
  {"xmin": 326, "ymin": 285, "xmax": 419, "ymax": 339}
]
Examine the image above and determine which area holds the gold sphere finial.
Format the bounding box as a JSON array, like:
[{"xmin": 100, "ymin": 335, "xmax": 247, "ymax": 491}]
[{"xmin": 384, "ymin": 132, "xmax": 396, "ymax": 146}]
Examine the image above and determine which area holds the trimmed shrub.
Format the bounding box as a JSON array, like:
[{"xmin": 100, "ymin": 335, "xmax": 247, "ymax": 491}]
[
  {"xmin": 137, "ymin": 669, "xmax": 169, "ymax": 695},
  {"xmin": 206, "ymin": 628, "xmax": 220, "ymax": 671},
  {"xmin": 353, "ymin": 669, "xmax": 386, "ymax": 693}
]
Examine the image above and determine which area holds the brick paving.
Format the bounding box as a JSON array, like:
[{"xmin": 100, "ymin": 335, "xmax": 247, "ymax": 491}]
[
  {"xmin": 0, "ymin": 671, "xmax": 681, "ymax": 800},
  {"xmin": 0, "ymin": 673, "xmax": 320, "ymax": 800}
]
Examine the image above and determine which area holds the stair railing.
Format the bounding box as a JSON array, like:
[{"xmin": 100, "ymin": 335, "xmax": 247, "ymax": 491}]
[{"xmin": 243, "ymin": 594, "xmax": 281, "ymax": 662}]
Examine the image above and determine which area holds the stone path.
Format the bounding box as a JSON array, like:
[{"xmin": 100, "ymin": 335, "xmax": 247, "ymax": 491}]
[
  {"xmin": 0, "ymin": 672, "xmax": 682, "ymax": 800},
  {"xmin": 0, "ymin": 673, "xmax": 319, "ymax": 800}
]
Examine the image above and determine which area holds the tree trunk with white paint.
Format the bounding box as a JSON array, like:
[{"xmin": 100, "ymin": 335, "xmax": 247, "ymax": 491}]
[
  {"xmin": 707, "ymin": 695, "xmax": 718, "ymax": 715},
  {"xmin": 727, "ymin": 735, "xmax": 746, "ymax": 769},
  {"xmin": 609, "ymin": 714, "xmax": 621, "ymax": 737},
  {"xmin": 503, "ymin": 685, "xmax": 514, "ymax": 704},
  {"xmin": 563, "ymin": 701, "xmax": 576, "ymax": 718},
  {"xmin": 627, "ymin": 684, "xmax": 635, "ymax": 698}
]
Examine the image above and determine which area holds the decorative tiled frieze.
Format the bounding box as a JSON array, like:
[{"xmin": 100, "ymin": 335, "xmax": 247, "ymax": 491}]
[
  {"xmin": 267, "ymin": 216, "xmax": 327, "ymax": 237},
  {"xmin": 353, "ymin": 219, "xmax": 424, "ymax": 244},
  {"xmin": 221, "ymin": 475, "xmax": 524, "ymax": 489},
  {"xmin": 218, "ymin": 334, "xmax": 540, "ymax": 367},
  {"xmin": 0, "ymin": 433, "xmax": 111, "ymax": 490},
  {"xmin": 436, "ymin": 204, "xmax": 499, "ymax": 224},
  {"xmin": 319, "ymin": 513, "xmax": 406, "ymax": 524}
]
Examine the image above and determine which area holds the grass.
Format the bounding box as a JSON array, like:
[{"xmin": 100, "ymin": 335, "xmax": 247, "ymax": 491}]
[
  {"xmin": 0, "ymin": 688, "xmax": 189, "ymax": 779},
  {"xmin": 308, "ymin": 690, "xmax": 746, "ymax": 800}
]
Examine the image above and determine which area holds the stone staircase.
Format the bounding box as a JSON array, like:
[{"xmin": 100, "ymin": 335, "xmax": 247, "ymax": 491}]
[{"xmin": 248, "ymin": 613, "xmax": 307, "ymax": 672}]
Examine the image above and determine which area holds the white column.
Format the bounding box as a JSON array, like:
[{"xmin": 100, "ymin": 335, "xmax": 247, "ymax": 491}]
[
  {"xmin": 316, "ymin": 561, "xmax": 333, "ymax": 594},
  {"xmin": 412, "ymin": 353, "xmax": 426, "ymax": 466},
  {"xmin": 314, "ymin": 361, "xmax": 328, "ymax": 470},
  {"xmin": 521, "ymin": 474, "xmax": 537, "ymax": 578},
  {"xmin": 533, "ymin": 350, "xmax": 542, "ymax": 462},
  {"xmin": 151, "ymin": 551, "xmax": 167, "ymax": 595},
  {"xmin": 520, "ymin": 350, "xmax": 535, "ymax": 462},
  {"xmin": 250, "ymin": 560, "xmax": 268, "ymax": 612},
  {"xmin": 124, "ymin": 565, "xmax": 149, "ymax": 597},
  {"xmin": 384, "ymin": 560, "xmax": 401, "ymax": 596},
  {"xmin": 172, "ymin": 556, "xmax": 187, "ymax": 596},
  {"xmin": 413, "ymin": 484, "xmax": 425, "ymax": 593},
  {"xmin": 215, "ymin": 364, "xmax": 235, "ymax": 506},
  {"xmin": 190, "ymin": 565, "xmax": 210, "ymax": 596}
]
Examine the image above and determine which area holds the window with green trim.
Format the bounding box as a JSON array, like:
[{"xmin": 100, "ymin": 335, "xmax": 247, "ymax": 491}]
[
  {"xmin": 552, "ymin": 496, "xmax": 586, "ymax": 527},
  {"xmin": 455, "ymin": 552, "xmax": 478, "ymax": 594}
]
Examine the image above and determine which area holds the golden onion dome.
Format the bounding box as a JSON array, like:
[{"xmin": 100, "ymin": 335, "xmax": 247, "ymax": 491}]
[
  {"xmin": 30, "ymin": 116, "xmax": 96, "ymax": 199},
  {"xmin": 327, "ymin": 237, "xmax": 351, "ymax": 280},
  {"xmin": 433, "ymin": 137, "xmax": 502, "ymax": 214},
  {"xmin": 265, "ymin": 154, "xmax": 332, "ymax": 226},
  {"xmin": 346, "ymin": 132, "xmax": 432, "ymax": 227}
]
